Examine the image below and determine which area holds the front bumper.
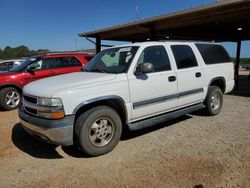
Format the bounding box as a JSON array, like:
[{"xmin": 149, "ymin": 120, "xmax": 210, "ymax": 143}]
[{"xmin": 19, "ymin": 107, "xmax": 75, "ymax": 146}]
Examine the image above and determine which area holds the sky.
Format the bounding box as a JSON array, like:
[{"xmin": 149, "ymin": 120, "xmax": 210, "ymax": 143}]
[{"xmin": 0, "ymin": 0, "xmax": 249, "ymax": 57}]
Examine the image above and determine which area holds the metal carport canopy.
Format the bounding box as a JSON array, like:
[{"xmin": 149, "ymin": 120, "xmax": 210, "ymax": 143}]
[
  {"xmin": 79, "ymin": 0, "xmax": 250, "ymax": 42},
  {"xmin": 79, "ymin": 0, "xmax": 250, "ymax": 90}
]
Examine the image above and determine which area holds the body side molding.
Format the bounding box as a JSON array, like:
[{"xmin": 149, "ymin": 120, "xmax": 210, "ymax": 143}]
[
  {"xmin": 133, "ymin": 88, "xmax": 204, "ymax": 109},
  {"xmin": 128, "ymin": 103, "xmax": 205, "ymax": 131}
]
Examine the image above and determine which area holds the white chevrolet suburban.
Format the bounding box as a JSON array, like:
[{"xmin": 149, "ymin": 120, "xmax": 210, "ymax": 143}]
[{"xmin": 19, "ymin": 41, "xmax": 234, "ymax": 156}]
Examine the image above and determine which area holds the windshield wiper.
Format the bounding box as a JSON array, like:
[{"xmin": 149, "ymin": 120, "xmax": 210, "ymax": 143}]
[{"xmin": 88, "ymin": 68, "xmax": 107, "ymax": 73}]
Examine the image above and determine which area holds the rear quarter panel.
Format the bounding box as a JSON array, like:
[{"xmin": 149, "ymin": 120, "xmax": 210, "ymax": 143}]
[
  {"xmin": 191, "ymin": 43, "xmax": 235, "ymax": 94},
  {"xmin": 202, "ymin": 63, "xmax": 235, "ymax": 94}
]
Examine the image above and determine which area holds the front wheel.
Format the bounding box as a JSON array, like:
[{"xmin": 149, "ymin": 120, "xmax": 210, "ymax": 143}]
[
  {"xmin": 75, "ymin": 106, "xmax": 122, "ymax": 156},
  {"xmin": 204, "ymin": 86, "xmax": 223, "ymax": 116},
  {"xmin": 0, "ymin": 87, "xmax": 21, "ymax": 111}
]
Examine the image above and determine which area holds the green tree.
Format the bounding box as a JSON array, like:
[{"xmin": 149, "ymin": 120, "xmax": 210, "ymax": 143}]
[
  {"xmin": 36, "ymin": 49, "xmax": 50, "ymax": 54},
  {"xmin": 13, "ymin": 45, "xmax": 30, "ymax": 58},
  {"xmin": 0, "ymin": 48, "xmax": 2, "ymax": 59},
  {"xmin": 2, "ymin": 46, "xmax": 13, "ymax": 59},
  {"xmin": 0, "ymin": 45, "xmax": 51, "ymax": 59}
]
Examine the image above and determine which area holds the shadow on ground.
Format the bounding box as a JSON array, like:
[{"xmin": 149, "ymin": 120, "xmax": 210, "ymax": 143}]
[
  {"xmin": 230, "ymin": 75, "xmax": 250, "ymax": 97},
  {"xmin": 120, "ymin": 115, "xmax": 192, "ymax": 141},
  {"xmin": 0, "ymin": 107, "xmax": 6, "ymax": 111},
  {"xmin": 12, "ymin": 115, "xmax": 192, "ymax": 159},
  {"xmin": 12, "ymin": 123, "xmax": 64, "ymax": 159}
]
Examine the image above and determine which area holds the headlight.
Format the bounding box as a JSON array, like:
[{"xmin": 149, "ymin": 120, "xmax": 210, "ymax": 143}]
[
  {"xmin": 37, "ymin": 98, "xmax": 63, "ymax": 106},
  {"xmin": 37, "ymin": 97, "xmax": 65, "ymax": 119}
]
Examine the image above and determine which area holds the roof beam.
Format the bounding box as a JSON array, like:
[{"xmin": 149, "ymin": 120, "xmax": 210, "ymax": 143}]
[{"xmin": 79, "ymin": 0, "xmax": 250, "ymax": 42}]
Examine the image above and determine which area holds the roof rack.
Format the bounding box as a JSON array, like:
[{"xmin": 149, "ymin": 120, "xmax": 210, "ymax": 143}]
[{"xmin": 46, "ymin": 50, "xmax": 94, "ymax": 55}]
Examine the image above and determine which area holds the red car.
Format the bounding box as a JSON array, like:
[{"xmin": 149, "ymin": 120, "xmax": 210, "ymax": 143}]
[{"xmin": 0, "ymin": 53, "xmax": 94, "ymax": 110}]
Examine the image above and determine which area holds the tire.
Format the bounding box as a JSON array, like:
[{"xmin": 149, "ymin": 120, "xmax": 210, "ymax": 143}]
[
  {"xmin": 204, "ymin": 86, "xmax": 223, "ymax": 116},
  {"xmin": 75, "ymin": 106, "xmax": 122, "ymax": 156},
  {"xmin": 0, "ymin": 87, "xmax": 21, "ymax": 111}
]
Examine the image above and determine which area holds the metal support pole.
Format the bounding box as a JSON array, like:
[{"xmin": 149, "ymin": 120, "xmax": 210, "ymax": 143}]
[
  {"xmin": 235, "ymin": 41, "xmax": 241, "ymax": 90},
  {"xmin": 96, "ymin": 37, "xmax": 101, "ymax": 53},
  {"xmin": 150, "ymin": 29, "xmax": 156, "ymax": 41}
]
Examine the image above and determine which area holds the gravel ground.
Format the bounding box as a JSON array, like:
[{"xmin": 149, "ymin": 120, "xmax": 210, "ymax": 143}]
[{"xmin": 0, "ymin": 94, "xmax": 249, "ymax": 188}]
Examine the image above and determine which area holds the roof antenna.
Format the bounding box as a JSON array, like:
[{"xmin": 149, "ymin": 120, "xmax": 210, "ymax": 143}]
[
  {"xmin": 75, "ymin": 38, "xmax": 78, "ymax": 50},
  {"xmin": 135, "ymin": 5, "xmax": 140, "ymax": 20}
]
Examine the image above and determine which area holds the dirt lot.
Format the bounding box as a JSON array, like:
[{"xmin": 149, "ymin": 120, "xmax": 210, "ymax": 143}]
[{"xmin": 0, "ymin": 94, "xmax": 249, "ymax": 188}]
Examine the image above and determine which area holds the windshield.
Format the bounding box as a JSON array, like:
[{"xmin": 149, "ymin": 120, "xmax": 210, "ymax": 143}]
[
  {"xmin": 84, "ymin": 46, "xmax": 139, "ymax": 74},
  {"xmin": 9, "ymin": 59, "xmax": 36, "ymax": 72}
]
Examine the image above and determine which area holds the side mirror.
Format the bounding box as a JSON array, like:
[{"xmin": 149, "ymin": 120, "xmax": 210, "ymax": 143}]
[
  {"xmin": 136, "ymin": 63, "xmax": 154, "ymax": 74},
  {"xmin": 26, "ymin": 66, "xmax": 37, "ymax": 73}
]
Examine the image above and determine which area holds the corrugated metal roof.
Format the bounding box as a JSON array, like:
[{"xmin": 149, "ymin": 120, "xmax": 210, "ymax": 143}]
[{"xmin": 79, "ymin": 0, "xmax": 250, "ymax": 42}]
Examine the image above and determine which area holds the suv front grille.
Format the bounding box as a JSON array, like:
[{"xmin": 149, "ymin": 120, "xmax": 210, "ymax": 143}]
[
  {"xmin": 25, "ymin": 106, "xmax": 38, "ymax": 115},
  {"xmin": 23, "ymin": 95, "xmax": 38, "ymax": 116},
  {"xmin": 23, "ymin": 95, "xmax": 37, "ymax": 104}
]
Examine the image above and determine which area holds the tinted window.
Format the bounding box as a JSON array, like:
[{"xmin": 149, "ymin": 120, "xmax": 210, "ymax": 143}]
[
  {"xmin": 0, "ymin": 61, "xmax": 14, "ymax": 71},
  {"xmin": 171, "ymin": 45, "xmax": 198, "ymax": 69},
  {"xmin": 59, "ymin": 57, "xmax": 82, "ymax": 67},
  {"xmin": 195, "ymin": 44, "xmax": 231, "ymax": 64},
  {"xmin": 9, "ymin": 59, "xmax": 34, "ymax": 72},
  {"xmin": 137, "ymin": 46, "xmax": 171, "ymax": 72},
  {"xmin": 30, "ymin": 57, "xmax": 82, "ymax": 70},
  {"xmin": 30, "ymin": 58, "xmax": 55, "ymax": 70},
  {"xmin": 84, "ymin": 56, "xmax": 94, "ymax": 62},
  {"xmin": 0, "ymin": 61, "xmax": 14, "ymax": 67}
]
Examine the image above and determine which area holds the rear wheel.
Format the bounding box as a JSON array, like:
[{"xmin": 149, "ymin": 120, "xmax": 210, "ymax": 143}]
[
  {"xmin": 0, "ymin": 87, "xmax": 21, "ymax": 110},
  {"xmin": 204, "ymin": 86, "xmax": 223, "ymax": 116},
  {"xmin": 75, "ymin": 106, "xmax": 122, "ymax": 156}
]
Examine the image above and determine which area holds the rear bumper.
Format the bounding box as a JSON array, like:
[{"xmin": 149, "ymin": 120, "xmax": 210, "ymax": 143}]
[{"xmin": 19, "ymin": 107, "xmax": 74, "ymax": 146}]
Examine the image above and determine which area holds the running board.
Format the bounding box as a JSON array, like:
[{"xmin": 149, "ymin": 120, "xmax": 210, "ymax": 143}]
[{"xmin": 128, "ymin": 103, "xmax": 205, "ymax": 131}]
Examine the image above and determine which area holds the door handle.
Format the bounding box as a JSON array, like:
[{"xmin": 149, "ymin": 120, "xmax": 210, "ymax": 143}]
[
  {"xmin": 195, "ymin": 72, "xmax": 202, "ymax": 78},
  {"xmin": 168, "ymin": 76, "xmax": 176, "ymax": 82}
]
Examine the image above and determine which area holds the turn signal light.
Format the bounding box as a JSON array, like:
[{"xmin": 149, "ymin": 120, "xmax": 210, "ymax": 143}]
[{"xmin": 50, "ymin": 111, "xmax": 65, "ymax": 119}]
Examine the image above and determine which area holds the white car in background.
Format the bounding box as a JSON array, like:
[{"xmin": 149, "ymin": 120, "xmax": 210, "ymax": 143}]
[{"xmin": 0, "ymin": 58, "xmax": 35, "ymax": 71}]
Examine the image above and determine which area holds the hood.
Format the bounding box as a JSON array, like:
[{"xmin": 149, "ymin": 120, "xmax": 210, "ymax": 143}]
[{"xmin": 23, "ymin": 72, "xmax": 117, "ymax": 97}]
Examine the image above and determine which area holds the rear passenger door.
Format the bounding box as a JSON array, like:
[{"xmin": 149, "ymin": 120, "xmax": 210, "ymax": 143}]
[{"xmin": 170, "ymin": 45, "xmax": 204, "ymax": 107}]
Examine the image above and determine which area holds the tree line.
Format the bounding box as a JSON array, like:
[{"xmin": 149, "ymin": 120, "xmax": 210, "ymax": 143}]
[
  {"xmin": 239, "ymin": 58, "xmax": 250, "ymax": 65},
  {"xmin": 231, "ymin": 57, "xmax": 250, "ymax": 65},
  {"xmin": 1, "ymin": 45, "xmax": 249, "ymax": 64},
  {"xmin": 0, "ymin": 45, "xmax": 50, "ymax": 60}
]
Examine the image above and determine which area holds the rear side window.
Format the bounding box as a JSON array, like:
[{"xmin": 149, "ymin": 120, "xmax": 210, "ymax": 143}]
[
  {"xmin": 60, "ymin": 57, "xmax": 82, "ymax": 67},
  {"xmin": 171, "ymin": 45, "xmax": 198, "ymax": 69},
  {"xmin": 30, "ymin": 57, "xmax": 82, "ymax": 70},
  {"xmin": 45, "ymin": 57, "xmax": 82, "ymax": 68},
  {"xmin": 195, "ymin": 44, "xmax": 231, "ymax": 64}
]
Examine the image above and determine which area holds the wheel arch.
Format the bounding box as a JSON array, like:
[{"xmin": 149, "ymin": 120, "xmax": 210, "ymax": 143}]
[
  {"xmin": 208, "ymin": 77, "xmax": 226, "ymax": 93},
  {"xmin": 73, "ymin": 96, "xmax": 128, "ymax": 126},
  {"xmin": 0, "ymin": 83, "xmax": 22, "ymax": 94}
]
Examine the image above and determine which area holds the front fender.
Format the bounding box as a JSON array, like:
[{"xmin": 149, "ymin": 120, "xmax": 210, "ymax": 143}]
[{"xmin": 73, "ymin": 95, "xmax": 126, "ymax": 114}]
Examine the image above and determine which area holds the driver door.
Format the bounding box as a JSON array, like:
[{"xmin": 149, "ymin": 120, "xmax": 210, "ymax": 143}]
[
  {"xmin": 128, "ymin": 45, "xmax": 178, "ymax": 121},
  {"xmin": 22, "ymin": 58, "xmax": 57, "ymax": 85}
]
